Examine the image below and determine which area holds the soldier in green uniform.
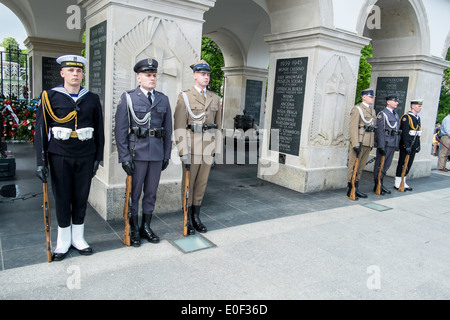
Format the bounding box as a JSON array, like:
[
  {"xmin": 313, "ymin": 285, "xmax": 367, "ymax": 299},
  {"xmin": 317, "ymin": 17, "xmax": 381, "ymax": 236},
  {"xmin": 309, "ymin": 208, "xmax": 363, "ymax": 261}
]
[
  {"xmin": 174, "ymin": 60, "xmax": 222, "ymax": 234},
  {"xmin": 347, "ymin": 89, "xmax": 377, "ymax": 200}
]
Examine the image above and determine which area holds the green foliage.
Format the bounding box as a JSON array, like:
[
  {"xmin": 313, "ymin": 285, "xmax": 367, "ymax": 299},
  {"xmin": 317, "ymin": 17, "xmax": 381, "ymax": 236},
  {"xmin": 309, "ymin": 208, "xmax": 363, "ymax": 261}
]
[
  {"xmin": 1, "ymin": 37, "xmax": 28, "ymax": 67},
  {"xmin": 201, "ymin": 37, "xmax": 224, "ymax": 97},
  {"xmin": 355, "ymin": 44, "xmax": 373, "ymax": 104},
  {"xmin": 436, "ymin": 47, "xmax": 450, "ymax": 124}
]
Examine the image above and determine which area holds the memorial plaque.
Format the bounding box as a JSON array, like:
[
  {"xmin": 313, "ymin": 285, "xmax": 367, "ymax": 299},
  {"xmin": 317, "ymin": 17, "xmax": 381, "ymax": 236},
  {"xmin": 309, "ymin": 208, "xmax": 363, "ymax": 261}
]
[
  {"xmin": 244, "ymin": 79, "xmax": 263, "ymax": 125},
  {"xmin": 270, "ymin": 57, "xmax": 308, "ymax": 156},
  {"xmin": 42, "ymin": 57, "xmax": 62, "ymax": 90},
  {"xmin": 89, "ymin": 21, "xmax": 107, "ymax": 108},
  {"xmin": 374, "ymin": 77, "xmax": 409, "ymax": 116}
]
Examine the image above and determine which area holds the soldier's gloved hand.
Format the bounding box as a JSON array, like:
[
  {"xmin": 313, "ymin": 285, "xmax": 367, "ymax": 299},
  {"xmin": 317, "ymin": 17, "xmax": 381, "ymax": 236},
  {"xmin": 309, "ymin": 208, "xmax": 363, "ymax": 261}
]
[
  {"xmin": 406, "ymin": 147, "xmax": 412, "ymax": 155},
  {"xmin": 122, "ymin": 161, "xmax": 134, "ymax": 176},
  {"xmin": 378, "ymin": 148, "xmax": 386, "ymax": 156},
  {"xmin": 162, "ymin": 159, "xmax": 169, "ymax": 171},
  {"xmin": 36, "ymin": 166, "xmax": 49, "ymax": 183},
  {"xmin": 416, "ymin": 145, "xmax": 421, "ymax": 153},
  {"xmin": 353, "ymin": 146, "xmax": 361, "ymax": 154},
  {"xmin": 92, "ymin": 160, "xmax": 100, "ymax": 178}
]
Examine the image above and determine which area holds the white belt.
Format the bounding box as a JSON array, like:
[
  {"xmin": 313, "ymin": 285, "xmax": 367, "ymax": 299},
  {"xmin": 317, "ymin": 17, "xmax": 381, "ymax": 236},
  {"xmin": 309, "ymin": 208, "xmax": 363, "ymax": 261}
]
[
  {"xmin": 52, "ymin": 127, "xmax": 94, "ymax": 141},
  {"xmin": 409, "ymin": 130, "xmax": 422, "ymax": 136}
]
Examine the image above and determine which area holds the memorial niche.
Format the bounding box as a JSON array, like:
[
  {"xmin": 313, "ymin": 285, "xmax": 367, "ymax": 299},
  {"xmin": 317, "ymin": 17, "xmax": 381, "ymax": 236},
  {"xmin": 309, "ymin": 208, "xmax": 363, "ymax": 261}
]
[
  {"xmin": 42, "ymin": 57, "xmax": 62, "ymax": 90},
  {"xmin": 270, "ymin": 57, "xmax": 308, "ymax": 156},
  {"xmin": 244, "ymin": 79, "xmax": 263, "ymax": 126},
  {"xmin": 374, "ymin": 77, "xmax": 409, "ymax": 116},
  {"xmin": 89, "ymin": 21, "xmax": 107, "ymax": 109}
]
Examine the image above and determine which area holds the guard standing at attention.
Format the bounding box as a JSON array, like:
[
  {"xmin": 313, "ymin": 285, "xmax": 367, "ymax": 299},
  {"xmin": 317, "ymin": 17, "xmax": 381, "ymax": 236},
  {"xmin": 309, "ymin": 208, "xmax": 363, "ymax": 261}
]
[
  {"xmin": 35, "ymin": 55, "xmax": 105, "ymax": 261},
  {"xmin": 394, "ymin": 99, "xmax": 423, "ymax": 191},
  {"xmin": 114, "ymin": 58, "xmax": 172, "ymax": 246},
  {"xmin": 373, "ymin": 93, "xmax": 401, "ymax": 195},
  {"xmin": 347, "ymin": 88, "xmax": 377, "ymax": 200},
  {"xmin": 174, "ymin": 60, "xmax": 222, "ymax": 234}
]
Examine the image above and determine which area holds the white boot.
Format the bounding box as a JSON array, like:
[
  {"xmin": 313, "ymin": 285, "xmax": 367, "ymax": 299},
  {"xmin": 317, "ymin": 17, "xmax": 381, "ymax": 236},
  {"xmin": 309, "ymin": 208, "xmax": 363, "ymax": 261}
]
[
  {"xmin": 403, "ymin": 176, "xmax": 412, "ymax": 190},
  {"xmin": 54, "ymin": 226, "xmax": 71, "ymax": 254},
  {"xmin": 394, "ymin": 176, "xmax": 401, "ymax": 189},
  {"xmin": 71, "ymin": 223, "xmax": 92, "ymax": 254}
]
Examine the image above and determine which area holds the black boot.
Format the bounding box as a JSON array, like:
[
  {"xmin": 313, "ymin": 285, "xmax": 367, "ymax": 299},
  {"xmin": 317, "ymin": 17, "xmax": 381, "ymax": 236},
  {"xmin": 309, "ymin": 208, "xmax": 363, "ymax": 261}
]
[
  {"xmin": 355, "ymin": 181, "xmax": 368, "ymax": 198},
  {"xmin": 381, "ymin": 179, "xmax": 391, "ymax": 194},
  {"xmin": 191, "ymin": 205, "xmax": 207, "ymax": 233},
  {"xmin": 130, "ymin": 215, "xmax": 141, "ymax": 247},
  {"xmin": 373, "ymin": 180, "xmax": 385, "ymax": 195},
  {"xmin": 347, "ymin": 182, "xmax": 358, "ymax": 200},
  {"xmin": 140, "ymin": 214, "xmax": 160, "ymax": 243},
  {"xmin": 186, "ymin": 206, "xmax": 196, "ymax": 235}
]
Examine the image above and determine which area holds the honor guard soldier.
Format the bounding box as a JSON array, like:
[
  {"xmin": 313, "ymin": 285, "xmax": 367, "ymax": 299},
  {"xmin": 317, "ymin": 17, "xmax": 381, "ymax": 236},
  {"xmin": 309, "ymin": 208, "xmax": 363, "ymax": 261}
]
[
  {"xmin": 347, "ymin": 88, "xmax": 377, "ymax": 200},
  {"xmin": 174, "ymin": 60, "xmax": 222, "ymax": 234},
  {"xmin": 394, "ymin": 99, "xmax": 423, "ymax": 191},
  {"xmin": 35, "ymin": 55, "xmax": 105, "ymax": 261},
  {"xmin": 114, "ymin": 58, "xmax": 172, "ymax": 247},
  {"xmin": 373, "ymin": 93, "xmax": 401, "ymax": 194}
]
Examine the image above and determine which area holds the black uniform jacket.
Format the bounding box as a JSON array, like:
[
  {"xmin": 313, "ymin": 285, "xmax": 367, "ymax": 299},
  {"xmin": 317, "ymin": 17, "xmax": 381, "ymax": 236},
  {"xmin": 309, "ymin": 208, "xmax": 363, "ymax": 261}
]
[
  {"xmin": 114, "ymin": 86, "xmax": 172, "ymax": 162},
  {"xmin": 35, "ymin": 86, "xmax": 105, "ymax": 166},
  {"xmin": 399, "ymin": 111, "xmax": 421, "ymax": 151}
]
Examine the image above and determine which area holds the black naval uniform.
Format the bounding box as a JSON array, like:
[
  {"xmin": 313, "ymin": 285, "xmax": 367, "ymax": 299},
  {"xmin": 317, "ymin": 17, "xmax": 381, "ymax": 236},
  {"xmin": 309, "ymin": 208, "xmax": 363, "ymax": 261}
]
[
  {"xmin": 114, "ymin": 86, "xmax": 172, "ymax": 245},
  {"xmin": 395, "ymin": 111, "xmax": 421, "ymax": 188},
  {"xmin": 35, "ymin": 86, "xmax": 105, "ymax": 228}
]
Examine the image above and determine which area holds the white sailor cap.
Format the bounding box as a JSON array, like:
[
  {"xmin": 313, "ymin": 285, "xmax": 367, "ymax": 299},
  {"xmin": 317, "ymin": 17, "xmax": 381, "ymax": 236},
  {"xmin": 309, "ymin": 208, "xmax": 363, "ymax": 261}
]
[
  {"xmin": 56, "ymin": 55, "xmax": 87, "ymax": 68},
  {"xmin": 411, "ymin": 99, "xmax": 424, "ymax": 105}
]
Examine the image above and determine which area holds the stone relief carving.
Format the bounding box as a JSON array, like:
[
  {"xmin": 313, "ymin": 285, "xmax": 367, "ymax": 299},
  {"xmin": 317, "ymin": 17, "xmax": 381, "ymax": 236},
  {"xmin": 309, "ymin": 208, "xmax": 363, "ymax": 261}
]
[
  {"xmin": 310, "ymin": 55, "xmax": 356, "ymax": 147},
  {"xmin": 112, "ymin": 16, "xmax": 198, "ymax": 145}
]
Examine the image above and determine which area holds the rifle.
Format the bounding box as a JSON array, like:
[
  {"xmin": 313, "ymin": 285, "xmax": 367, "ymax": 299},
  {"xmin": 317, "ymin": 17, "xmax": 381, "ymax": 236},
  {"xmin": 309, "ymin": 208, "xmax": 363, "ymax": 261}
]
[
  {"xmin": 375, "ymin": 130, "xmax": 390, "ymax": 195},
  {"xmin": 123, "ymin": 175, "xmax": 132, "ymax": 246},
  {"xmin": 398, "ymin": 154, "xmax": 409, "ymax": 192},
  {"xmin": 182, "ymin": 163, "xmax": 190, "ymax": 236},
  {"xmin": 40, "ymin": 127, "xmax": 52, "ymax": 262},
  {"xmin": 349, "ymin": 129, "xmax": 368, "ymax": 201},
  {"xmin": 375, "ymin": 154, "xmax": 385, "ymax": 195},
  {"xmin": 399, "ymin": 131, "xmax": 419, "ymax": 192},
  {"xmin": 42, "ymin": 181, "xmax": 52, "ymax": 262}
]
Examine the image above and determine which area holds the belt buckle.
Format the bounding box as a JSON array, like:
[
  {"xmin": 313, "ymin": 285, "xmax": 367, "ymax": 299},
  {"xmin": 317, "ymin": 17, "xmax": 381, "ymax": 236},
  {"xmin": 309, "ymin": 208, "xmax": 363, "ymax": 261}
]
[{"xmin": 149, "ymin": 130, "xmax": 156, "ymax": 137}]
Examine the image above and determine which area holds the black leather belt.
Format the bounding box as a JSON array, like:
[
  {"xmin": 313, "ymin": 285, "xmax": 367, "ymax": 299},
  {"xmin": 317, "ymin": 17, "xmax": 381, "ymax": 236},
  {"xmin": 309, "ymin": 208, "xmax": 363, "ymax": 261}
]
[
  {"xmin": 186, "ymin": 123, "xmax": 218, "ymax": 133},
  {"xmin": 360, "ymin": 125, "xmax": 377, "ymax": 132},
  {"xmin": 132, "ymin": 127, "xmax": 165, "ymax": 138},
  {"xmin": 385, "ymin": 129, "xmax": 402, "ymax": 135}
]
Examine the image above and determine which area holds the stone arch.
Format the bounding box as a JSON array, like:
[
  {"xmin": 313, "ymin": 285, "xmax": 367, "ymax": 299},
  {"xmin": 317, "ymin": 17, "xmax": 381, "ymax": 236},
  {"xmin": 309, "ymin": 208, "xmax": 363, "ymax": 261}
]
[
  {"xmin": 205, "ymin": 29, "xmax": 245, "ymax": 68},
  {"xmin": 357, "ymin": 0, "xmax": 430, "ymax": 57}
]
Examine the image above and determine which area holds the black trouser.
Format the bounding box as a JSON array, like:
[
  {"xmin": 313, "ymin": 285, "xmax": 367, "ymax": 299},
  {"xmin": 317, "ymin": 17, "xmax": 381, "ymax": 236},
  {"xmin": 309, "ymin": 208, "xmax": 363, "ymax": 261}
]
[
  {"xmin": 395, "ymin": 147, "xmax": 417, "ymax": 177},
  {"xmin": 48, "ymin": 153, "xmax": 95, "ymax": 228}
]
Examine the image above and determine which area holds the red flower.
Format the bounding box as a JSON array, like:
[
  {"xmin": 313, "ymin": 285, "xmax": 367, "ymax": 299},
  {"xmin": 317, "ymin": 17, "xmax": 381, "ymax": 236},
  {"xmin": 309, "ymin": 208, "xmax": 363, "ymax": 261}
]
[{"xmin": 5, "ymin": 99, "xmax": 11, "ymax": 105}]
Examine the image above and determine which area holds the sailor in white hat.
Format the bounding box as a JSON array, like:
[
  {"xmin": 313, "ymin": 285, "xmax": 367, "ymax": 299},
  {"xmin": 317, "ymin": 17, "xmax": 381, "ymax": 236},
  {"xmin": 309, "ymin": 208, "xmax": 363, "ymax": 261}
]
[{"xmin": 34, "ymin": 54, "xmax": 105, "ymax": 261}]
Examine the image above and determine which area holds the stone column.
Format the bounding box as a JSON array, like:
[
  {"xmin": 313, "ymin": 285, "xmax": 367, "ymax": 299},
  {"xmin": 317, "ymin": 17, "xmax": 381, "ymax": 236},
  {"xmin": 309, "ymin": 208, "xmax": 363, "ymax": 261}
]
[
  {"xmin": 24, "ymin": 37, "xmax": 84, "ymax": 98},
  {"xmin": 79, "ymin": 0, "xmax": 214, "ymax": 220},
  {"xmin": 366, "ymin": 55, "xmax": 450, "ymax": 179},
  {"xmin": 258, "ymin": 27, "xmax": 370, "ymax": 193}
]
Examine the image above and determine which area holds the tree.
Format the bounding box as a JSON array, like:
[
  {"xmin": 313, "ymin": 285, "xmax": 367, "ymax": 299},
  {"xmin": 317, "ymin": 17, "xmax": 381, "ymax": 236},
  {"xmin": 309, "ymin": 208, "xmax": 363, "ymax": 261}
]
[
  {"xmin": 1, "ymin": 37, "xmax": 28, "ymax": 67},
  {"xmin": 201, "ymin": 37, "xmax": 224, "ymax": 97},
  {"xmin": 436, "ymin": 47, "xmax": 450, "ymax": 124},
  {"xmin": 355, "ymin": 43, "xmax": 373, "ymax": 104}
]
